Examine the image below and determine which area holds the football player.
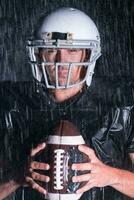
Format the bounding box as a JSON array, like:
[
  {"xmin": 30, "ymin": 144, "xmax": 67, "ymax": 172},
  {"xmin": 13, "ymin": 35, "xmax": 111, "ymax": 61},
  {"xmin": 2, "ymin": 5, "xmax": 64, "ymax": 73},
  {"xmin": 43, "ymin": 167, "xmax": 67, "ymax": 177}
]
[{"xmin": 0, "ymin": 7, "xmax": 134, "ymax": 200}]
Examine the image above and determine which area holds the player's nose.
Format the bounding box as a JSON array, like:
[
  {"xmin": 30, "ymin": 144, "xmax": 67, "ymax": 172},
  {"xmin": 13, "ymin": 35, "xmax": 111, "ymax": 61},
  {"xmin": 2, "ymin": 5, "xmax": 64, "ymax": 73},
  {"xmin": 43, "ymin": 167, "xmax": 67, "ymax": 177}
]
[{"xmin": 55, "ymin": 49, "xmax": 67, "ymax": 62}]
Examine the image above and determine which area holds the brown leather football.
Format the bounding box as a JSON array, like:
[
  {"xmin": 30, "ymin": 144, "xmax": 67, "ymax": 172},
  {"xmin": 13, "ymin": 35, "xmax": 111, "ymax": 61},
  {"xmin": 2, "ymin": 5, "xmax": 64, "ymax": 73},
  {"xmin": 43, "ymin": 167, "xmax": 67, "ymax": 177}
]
[{"xmin": 46, "ymin": 120, "xmax": 90, "ymax": 200}]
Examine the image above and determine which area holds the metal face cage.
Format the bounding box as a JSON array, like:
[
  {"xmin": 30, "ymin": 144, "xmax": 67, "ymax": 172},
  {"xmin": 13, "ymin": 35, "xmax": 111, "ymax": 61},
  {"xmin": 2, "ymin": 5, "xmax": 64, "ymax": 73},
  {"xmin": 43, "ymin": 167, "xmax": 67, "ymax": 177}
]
[{"xmin": 26, "ymin": 39, "xmax": 101, "ymax": 89}]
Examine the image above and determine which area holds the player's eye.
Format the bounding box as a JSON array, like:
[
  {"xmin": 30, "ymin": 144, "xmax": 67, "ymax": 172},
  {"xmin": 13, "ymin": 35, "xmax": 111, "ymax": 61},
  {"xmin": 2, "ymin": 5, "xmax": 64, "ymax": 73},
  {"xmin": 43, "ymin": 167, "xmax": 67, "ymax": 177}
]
[
  {"xmin": 68, "ymin": 49, "xmax": 81, "ymax": 54},
  {"xmin": 47, "ymin": 49, "xmax": 57, "ymax": 53}
]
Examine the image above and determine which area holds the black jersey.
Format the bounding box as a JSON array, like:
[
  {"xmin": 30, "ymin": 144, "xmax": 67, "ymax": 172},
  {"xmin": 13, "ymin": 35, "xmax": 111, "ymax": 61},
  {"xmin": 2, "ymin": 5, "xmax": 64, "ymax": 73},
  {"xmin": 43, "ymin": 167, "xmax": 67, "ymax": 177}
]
[{"xmin": 0, "ymin": 78, "xmax": 134, "ymax": 200}]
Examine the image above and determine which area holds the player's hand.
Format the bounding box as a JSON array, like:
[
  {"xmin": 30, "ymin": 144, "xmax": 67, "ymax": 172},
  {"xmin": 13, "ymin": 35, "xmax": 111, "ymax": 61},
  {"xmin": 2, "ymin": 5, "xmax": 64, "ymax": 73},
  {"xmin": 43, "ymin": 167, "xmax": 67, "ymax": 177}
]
[
  {"xmin": 72, "ymin": 145, "xmax": 117, "ymax": 193},
  {"xmin": 25, "ymin": 143, "xmax": 50, "ymax": 196}
]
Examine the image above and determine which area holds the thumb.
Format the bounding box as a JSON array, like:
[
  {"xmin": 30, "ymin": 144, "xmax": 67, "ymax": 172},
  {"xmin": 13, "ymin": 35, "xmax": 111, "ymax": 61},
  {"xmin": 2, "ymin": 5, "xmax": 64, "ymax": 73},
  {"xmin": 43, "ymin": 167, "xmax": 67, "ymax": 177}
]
[{"xmin": 31, "ymin": 143, "xmax": 46, "ymax": 157}]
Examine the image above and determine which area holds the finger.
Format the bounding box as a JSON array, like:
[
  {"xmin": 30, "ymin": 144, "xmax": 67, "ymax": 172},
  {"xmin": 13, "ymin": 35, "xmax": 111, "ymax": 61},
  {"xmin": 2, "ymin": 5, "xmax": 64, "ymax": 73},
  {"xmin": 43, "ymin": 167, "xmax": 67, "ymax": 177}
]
[
  {"xmin": 76, "ymin": 181, "xmax": 95, "ymax": 194},
  {"xmin": 26, "ymin": 176, "xmax": 47, "ymax": 195},
  {"xmin": 72, "ymin": 162, "xmax": 92, "ymax": 171},
  {"xmin": 78, "ymin": 145, "xmax": 98, "ymax": 161},
  {"xmin": 31, "ymin": 171, "xmax": 50, "ymax": 182},
  {"xmin": 30, "ymin": 161, "xmax": 50, "ymax": 170},
  {"xmin": 72, "ymin": 173, "xmax": 94, "ymax": 183},
  {"xmin": 31, "ymin": 143, "xmax": 46, "ymax": 157}
]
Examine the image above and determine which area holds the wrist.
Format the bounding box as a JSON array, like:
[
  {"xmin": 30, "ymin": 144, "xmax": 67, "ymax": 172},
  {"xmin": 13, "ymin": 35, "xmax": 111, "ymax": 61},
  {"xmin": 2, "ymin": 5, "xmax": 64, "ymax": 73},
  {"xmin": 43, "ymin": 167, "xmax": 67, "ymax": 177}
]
[{"xmin": 107, "ymin": 166, "xmax": 122, "ymax": 186}]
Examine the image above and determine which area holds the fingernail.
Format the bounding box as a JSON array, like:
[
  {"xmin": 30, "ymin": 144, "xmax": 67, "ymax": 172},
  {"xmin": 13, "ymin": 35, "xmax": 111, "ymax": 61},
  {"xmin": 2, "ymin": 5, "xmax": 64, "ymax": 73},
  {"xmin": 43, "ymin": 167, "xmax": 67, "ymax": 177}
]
[
  {"xmin": 46, "ymin": 164, "xmax": 50, "ymax": 170},
  {"xmin": 76, "ymin": 190, "xmax": 81, "ymax": 194},
  {"xmin": 44, "ymin": 192, "xmax": 48, "ymax": 199},
  {"xmin": 43, "ymin": 190, "xmax": 46, "ymax": 195},
  {"xmin": 78, "ymin": 145, "xmax": 83, "ymax": 150},
  {"xmin": 72, "ymin": 177, "xmax": 76, "ymax": 182},
  {"xmin": 72, "ymin": 164, "xmax": 76, "ymax": 170},
  {"xmin": 46, "ymin": 177, "xmax": 50, "ymax": 182},
  {"xmin": 42, "ymin": 143, "xmax": 46, "ymax": 147}
]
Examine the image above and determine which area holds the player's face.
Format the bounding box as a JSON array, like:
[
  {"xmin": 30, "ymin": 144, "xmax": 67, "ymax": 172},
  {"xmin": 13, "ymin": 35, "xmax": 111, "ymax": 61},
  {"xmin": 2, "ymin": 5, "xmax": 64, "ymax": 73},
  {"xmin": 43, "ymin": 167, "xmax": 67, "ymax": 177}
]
[{"xmin": 39, "ymin": 48, "xmax": 86, "ymax": 87}]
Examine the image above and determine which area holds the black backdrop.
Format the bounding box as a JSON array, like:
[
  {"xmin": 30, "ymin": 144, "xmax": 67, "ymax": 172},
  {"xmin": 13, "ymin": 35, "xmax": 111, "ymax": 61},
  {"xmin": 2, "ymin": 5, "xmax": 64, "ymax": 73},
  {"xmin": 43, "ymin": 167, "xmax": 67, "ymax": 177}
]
[{"xmin": 0, "ymin": 0, "xmax": 133, "ymax": 81}]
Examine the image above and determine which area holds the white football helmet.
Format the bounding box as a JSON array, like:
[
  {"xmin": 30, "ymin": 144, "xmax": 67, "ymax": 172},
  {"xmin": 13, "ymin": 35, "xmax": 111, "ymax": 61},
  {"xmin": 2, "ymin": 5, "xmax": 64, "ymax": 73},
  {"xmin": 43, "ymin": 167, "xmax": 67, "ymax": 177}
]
[{"xmin": 27, "ymin": 7, "xmax": 101, "ymax": 89}]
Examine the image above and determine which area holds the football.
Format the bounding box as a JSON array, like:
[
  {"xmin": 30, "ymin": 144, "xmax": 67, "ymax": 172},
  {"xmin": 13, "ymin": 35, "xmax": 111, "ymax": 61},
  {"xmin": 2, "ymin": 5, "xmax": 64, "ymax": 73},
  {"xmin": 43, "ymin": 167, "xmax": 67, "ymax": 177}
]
[{"xmin": 46, "ymin": 120, "xmax": 90, "ymax": 200}]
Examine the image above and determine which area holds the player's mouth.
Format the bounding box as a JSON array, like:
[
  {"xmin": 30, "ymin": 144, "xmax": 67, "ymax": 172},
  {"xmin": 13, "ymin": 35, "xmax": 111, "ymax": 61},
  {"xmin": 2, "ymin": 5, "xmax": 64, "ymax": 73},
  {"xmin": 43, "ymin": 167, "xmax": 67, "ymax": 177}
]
[{"xmin": 58, "ymin": 70, "xmax": 68, "ymax": 77}]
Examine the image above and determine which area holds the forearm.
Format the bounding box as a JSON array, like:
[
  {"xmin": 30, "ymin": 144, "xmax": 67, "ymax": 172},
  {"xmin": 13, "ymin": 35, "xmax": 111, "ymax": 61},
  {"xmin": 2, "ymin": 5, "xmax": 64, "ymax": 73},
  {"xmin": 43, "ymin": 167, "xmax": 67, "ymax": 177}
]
[
  {"xmin": 0, "ymin": 180, "xmax": 20, "ymax": 200},
  {"xmin": 110, "ymin": 167, "xmax": 134, "ymax": 198}
]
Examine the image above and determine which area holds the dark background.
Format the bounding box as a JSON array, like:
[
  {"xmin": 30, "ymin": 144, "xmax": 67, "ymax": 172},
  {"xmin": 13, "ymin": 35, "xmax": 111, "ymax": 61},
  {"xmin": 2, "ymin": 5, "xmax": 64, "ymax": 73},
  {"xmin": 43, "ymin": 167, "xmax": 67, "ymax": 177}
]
[
  {"xmin": 0, "ymin": 0, "xmax": 133, "ymax": 81},
  {"xmin": 0, "ymin": 1, "xmax": 134, "ymax": 200}
]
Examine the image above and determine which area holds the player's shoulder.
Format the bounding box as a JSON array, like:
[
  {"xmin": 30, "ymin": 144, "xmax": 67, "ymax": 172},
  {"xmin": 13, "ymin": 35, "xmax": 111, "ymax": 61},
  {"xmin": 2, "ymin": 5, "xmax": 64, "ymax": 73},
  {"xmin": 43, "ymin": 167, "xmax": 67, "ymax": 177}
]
[
  {"xmin": 84, "ymin": 76, "xmax": 134, "ymax": 108},
  {"xmin": 0, "ymin": 81, "xmax": 35, "ymax": 92},
  {"xmin": 0, "ymin": 81, "xmax": 38, "ymax": 109},
  {"xmin": 107, "ymin": 77, "xmax": 134, "ymax": 107}
]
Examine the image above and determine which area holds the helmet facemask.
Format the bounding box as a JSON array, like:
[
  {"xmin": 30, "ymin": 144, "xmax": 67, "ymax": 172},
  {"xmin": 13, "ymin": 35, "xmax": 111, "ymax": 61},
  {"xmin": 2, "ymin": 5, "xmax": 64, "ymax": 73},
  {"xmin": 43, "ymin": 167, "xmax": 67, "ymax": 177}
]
[{"xmin": 27, "ymin": 36, "xmax": 101, "ymax": 89}]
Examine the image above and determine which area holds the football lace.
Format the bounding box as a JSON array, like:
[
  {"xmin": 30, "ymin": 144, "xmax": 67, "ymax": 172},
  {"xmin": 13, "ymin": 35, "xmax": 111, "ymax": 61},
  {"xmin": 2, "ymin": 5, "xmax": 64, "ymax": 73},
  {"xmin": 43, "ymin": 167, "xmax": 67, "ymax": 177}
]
[{"xmin": 54, "ymin": 149, "xmax": 65, "ymax": 190}]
